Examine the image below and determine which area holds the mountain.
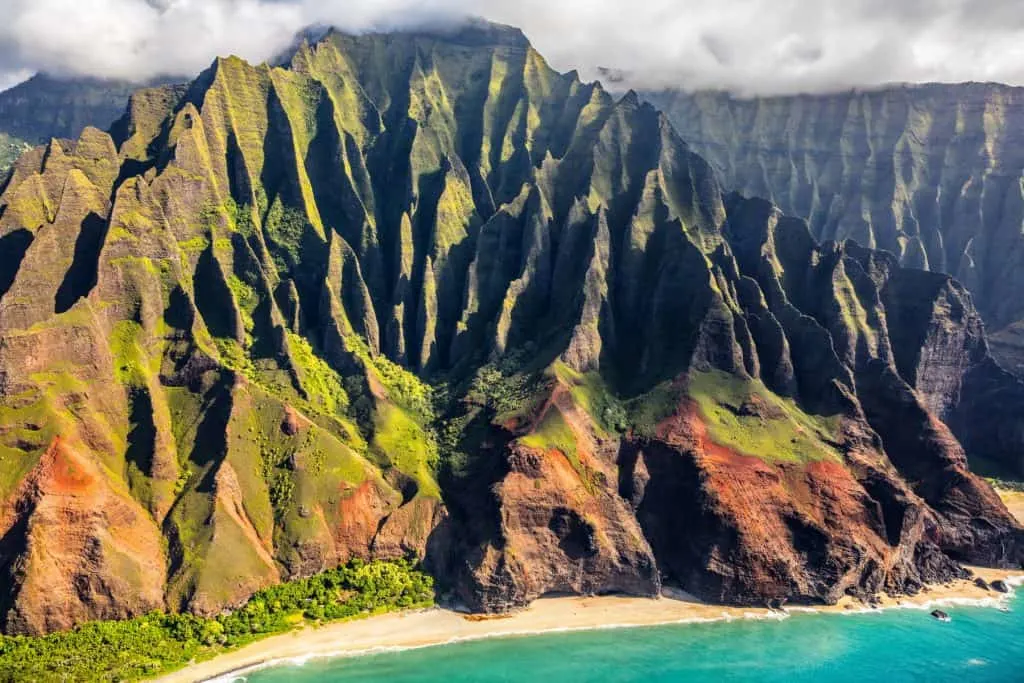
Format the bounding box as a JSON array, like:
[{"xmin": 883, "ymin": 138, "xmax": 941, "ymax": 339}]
[
  {"xmin": 642, "ymin": 85, "xmax": 1024, "ymax": 377},
  {"xmin": 0, "ymin": 22, "xmax": 1021, "ymax": 636},
  {"xmin": 0, "ymin": 74, "xmax": 151, "ymax": 176}
]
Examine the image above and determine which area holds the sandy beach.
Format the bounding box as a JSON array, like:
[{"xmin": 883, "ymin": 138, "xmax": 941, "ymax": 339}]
[
  {"xmin": 999, "ymin": 488, "xmax": 1024, "ymax": 525},
  {"xmin": 155, "ymin": 565, "xmax": 1023, "ymax": 683},
  {"xmin": 155, "ymin": 488, "xmax": 1024, "ymax": 683}
]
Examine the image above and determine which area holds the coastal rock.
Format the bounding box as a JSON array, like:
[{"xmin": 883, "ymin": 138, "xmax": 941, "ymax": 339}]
[
  {"xmin": 991, "ymin": 580, "xmax": 1011, "ymax": 593},
  {"xmin": 451, "ymin": 388, "xmax": 661, "ymax": 612}
]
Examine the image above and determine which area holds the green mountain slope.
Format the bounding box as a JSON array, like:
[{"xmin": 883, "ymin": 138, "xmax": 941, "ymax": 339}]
[{"xmin": 0, "ymin": 23, "xmax": 1020, "ymax": 636}]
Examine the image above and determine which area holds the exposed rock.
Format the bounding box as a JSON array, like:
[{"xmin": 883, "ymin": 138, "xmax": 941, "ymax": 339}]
[
  {"xmin": 991, "ymin": 580, "xmax": 1010, "ymax": 593},
  {"xmin": 281, "ymin": 406, "xmax": 301, "ymax": 436},
  {"xmin": 453, "ymin": 393, "xmax": 660, "ymax": 612},
  {"xmin": 0, "ymin": 438, "xmax": 166, "ymax": 635}
]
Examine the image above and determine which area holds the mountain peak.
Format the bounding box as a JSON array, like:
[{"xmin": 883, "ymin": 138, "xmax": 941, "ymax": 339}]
[
  {"xmin": 393, "ymin": 17, "xmax": 530, "ymax": 49},
  {"xmin": 308, "ymin": 18, "xmax": 530, "ymax": 51},
  {"xmin": 272, "ymin": 19, "xmax": 531, "ymax": 72}
]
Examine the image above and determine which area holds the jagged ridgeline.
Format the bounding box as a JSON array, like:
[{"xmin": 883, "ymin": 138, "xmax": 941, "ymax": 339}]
[
  {"xmin": 0, "ymin": 74, "xmax": 146, "ymax": 176},
  {"xmin": 0, "ymin": 22, "xmax": 1021, "ymax": 636},
  {"xmin": 642, "ymin": 86, "xmax": 1024, "ymax": 377}
]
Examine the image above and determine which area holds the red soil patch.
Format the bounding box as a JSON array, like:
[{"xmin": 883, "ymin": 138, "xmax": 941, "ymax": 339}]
[
  {"xmin": 334, "ymin": 479, "xmax": 387, "ymax": 559},
  {"xmin": 521, "ymin": 383, "xmax": 602, "ymax": 490},
  {"xmin": 40, "ymin": 436, "xmax": 97, "ymax": 494},
  {"xmin": 673, "ymin": 400, "xmax": 775, "ymax": 473}
]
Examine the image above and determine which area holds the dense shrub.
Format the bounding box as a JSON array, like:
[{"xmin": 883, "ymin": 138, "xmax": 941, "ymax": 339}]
[{"xmin": 0, "ymin": 559, "xmax": 434, "ymax": 682}]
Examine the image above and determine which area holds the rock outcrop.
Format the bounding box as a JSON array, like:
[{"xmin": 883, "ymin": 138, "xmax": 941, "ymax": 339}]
[{"xmin": 0, "ymin": 22, "xmax": 1020, "ymax": 633}]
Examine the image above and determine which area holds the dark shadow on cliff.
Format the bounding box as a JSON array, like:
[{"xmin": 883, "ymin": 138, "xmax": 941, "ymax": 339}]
[
  {"xmin": 0, "ymin": 228, "xmax": 32, "ymax": 302},
  {"xmin": 54, "ymin": 212, "xmax": 106, "ymax": 314},
  {"xmin": 125, "ymin": 388, "xmax": 157, "ymax": 482},
  {"xmin": 432, "ymin": 411, "xmax": 513, "ymax": 601}
]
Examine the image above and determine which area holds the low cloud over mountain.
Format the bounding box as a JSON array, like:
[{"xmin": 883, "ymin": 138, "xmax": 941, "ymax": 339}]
[{"xmin": 2, "ymin": 1, "xmax": 1024, "ymax": 95}]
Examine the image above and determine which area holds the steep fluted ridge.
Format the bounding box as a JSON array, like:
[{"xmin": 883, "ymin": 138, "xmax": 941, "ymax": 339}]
[
  {"xmin": 643, "ymin": 85, "xmax": 1024, "ymax": 377},
  {"xmin": 0, "ymin": 24, "xmax": 1020, "ymax": 633}
]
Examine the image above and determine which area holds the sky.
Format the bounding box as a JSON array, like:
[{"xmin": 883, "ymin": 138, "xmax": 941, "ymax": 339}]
[{"xmin": 1, "ymin": 0, "xmax": 1024, "ymax": 95}]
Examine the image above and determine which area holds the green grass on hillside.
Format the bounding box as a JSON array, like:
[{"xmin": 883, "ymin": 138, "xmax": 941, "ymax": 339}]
[
  {"xmin": 371, "ymin": 403, "xmax": 441, "ymax": 498},
  {"xmin": 625, "ymin": 381, "xmax": 687, "ymax": 438},
  {"xmin": 688, "ymin": 370, "xmax": 841, "ymax": 464},
  {"xmin": 519, "ymin": 407, "xmax": 577, "ymax": 460},
  {"xmin": 286, "ymin": 332, "xmax": 350, "ymax": 416},
  {"xmin": 518, "ymin": 406, "xmax": 603, "ymax": 493},
  {"xmin": 551, "ymin": 363, "xmax": 628, "ymax": 436},
  {"xmin": 341, "ymin": 336, "xmax": 442, "ymax": 497},
  {"xmin": 0, "ymin": 559, "xmax": 434, "ymax": 682}
]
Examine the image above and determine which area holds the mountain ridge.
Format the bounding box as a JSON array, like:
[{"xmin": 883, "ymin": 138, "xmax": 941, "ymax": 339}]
[
  {"xmin": 0, "ymin": 23, "xmax": 1020, "ymax": 635},
  {"xmin": 0, "ymin": 73, "xmax": 184, "ymax": 180},
  {"xmin": 642, "ymin": 84, "xmax": 1024, "ymax": 378}
]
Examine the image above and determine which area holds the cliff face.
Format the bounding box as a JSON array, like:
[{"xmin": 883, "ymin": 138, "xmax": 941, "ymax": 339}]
[
  {"xmin": 0, "ymin": 24, "xmax": 1020, "ymax": 634},
  {"xmin": 642, "ymin": 85, "xmax": 1024, "ymax": 379}
]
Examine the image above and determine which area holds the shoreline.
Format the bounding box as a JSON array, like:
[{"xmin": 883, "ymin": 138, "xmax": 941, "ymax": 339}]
[
  {"xmin": 155, "ymin": 567, "xmax": 1024, "ymax": 683},
  {"xmin": 998, "ymin": 488, "xmax": 1024, "ymax": 524}
]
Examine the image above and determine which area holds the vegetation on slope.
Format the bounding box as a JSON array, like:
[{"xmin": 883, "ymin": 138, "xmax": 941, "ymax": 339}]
[
  {"xmin": 453, "ymin": 362, "xmax": 841, "ymax": 468},
  {"xmin": 0, "ymin": 559, "xmax": 434, "ymax": 682},
  {"xmin": 689, "ymin": 370, "xmax": 841, "ymax": 464},
  {"xmin": 344, "ymin": 336, "xmax": 442, "ymax": 497},
  {"xmin": 551, "ymin": 363, "xmax": 629, "ymax": 436},
  {"xmin": 0, "ymin": 133, "xmax": 30, "ymax": 176}
]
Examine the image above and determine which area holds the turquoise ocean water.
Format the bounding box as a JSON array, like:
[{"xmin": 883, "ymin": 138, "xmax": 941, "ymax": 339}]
[{"xmin": 244, "ymin": 593, "xmax": 1023, "ymax": 683}]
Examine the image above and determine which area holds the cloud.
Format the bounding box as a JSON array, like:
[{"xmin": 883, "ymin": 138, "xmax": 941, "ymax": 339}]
[{"xmin": 2, "ymin": 0, "xmax": 1024, "ymax": 95}]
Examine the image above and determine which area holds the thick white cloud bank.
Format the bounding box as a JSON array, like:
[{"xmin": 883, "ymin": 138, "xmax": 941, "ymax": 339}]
[{"xmin": 2, "ymin": 0, "xmax": 1024, "ymax": 95}]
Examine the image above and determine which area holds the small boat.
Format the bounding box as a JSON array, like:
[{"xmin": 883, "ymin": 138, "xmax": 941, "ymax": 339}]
[{"xmin": 931, "ymin": 609, "xmax": 951, "ymax": 622}]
